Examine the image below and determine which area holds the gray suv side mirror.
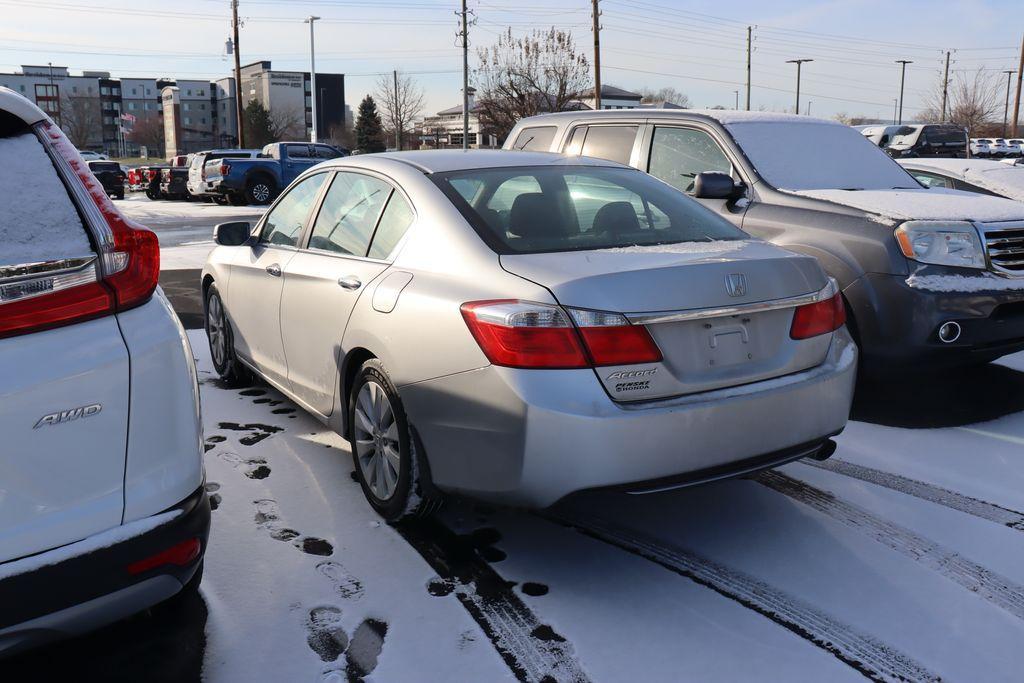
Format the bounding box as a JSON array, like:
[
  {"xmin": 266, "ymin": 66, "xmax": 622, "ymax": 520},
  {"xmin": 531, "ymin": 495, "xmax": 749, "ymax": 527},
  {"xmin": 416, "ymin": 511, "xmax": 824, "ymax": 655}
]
[
  {"xmin": 693, "ymin": 172, "xmax": 745, "ymax": 201},
  {"xmin": 214, "ymin": 221, "xmax": 252, "ymax": 246}
]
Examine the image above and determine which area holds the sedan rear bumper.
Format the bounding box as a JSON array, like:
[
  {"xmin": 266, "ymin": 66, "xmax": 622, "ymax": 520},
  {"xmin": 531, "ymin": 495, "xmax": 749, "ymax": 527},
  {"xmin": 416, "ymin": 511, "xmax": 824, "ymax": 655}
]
[
  {"xmin": 0, "ymin": 486, "xmax": 209, "ymax": 658},
  {"xmin": 402, "ymin": 329, "xmax": 857, "ymax": 507}
]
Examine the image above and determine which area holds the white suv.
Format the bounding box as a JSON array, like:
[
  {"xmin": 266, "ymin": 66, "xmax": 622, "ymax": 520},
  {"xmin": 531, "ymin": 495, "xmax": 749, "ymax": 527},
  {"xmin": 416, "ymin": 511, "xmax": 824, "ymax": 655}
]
[{"xmin": 0, "ymin": 88, "xmax": 208, "ymax": 656}]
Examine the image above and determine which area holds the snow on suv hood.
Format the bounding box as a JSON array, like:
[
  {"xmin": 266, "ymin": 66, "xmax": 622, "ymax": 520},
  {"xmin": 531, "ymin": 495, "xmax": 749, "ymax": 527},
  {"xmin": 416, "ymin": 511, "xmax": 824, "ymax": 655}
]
[{"xmin": 793, "ymin": 188, "xmax": 1024, "ymax": 225}]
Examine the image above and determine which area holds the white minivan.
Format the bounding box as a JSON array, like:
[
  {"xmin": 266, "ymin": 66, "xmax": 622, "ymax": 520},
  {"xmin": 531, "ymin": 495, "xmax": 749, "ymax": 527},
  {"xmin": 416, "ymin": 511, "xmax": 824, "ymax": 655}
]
[{"xmin": 0, "ymin": 88, "xmax": 208, "ymax": 657}]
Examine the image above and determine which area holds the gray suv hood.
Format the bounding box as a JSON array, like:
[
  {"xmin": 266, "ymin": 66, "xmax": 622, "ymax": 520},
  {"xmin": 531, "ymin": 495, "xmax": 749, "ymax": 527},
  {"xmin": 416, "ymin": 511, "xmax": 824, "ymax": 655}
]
[
  {"xmin": 794, "ymin": 187, "xmax": 1024, "ymax": 224},
  {"xmin": 500, "ymin": 239, "xmax": 826, "ymax": 313}
]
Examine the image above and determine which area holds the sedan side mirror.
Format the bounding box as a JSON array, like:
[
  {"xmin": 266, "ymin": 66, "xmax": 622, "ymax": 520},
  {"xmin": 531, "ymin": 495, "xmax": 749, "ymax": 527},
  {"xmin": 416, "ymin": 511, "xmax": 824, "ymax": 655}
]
[
  {"xmin": 214, "ymin": 221, "xmax": 252, "ymax": 246},
  {"xmin": 693, "ymin": 172, "xmax": 745, "ymax": 201}
]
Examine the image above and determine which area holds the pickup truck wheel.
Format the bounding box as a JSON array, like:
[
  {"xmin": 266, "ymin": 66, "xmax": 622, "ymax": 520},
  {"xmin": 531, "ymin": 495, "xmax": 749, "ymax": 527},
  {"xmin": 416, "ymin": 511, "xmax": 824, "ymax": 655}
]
[{"xmin": 246, "ymin": 177, "xmax": 276, "ymax": 205}]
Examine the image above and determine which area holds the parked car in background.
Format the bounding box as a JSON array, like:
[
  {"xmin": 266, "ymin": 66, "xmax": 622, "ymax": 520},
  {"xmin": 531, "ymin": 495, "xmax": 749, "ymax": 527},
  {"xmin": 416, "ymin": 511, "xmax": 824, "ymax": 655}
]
[
  {"xmin": 137, "ymin": 163, "xmax": 168, "ymax": 200},
  {"xmin": 201, "ymin": 150, "xmax": 855, "ymax": 519},
  {"xmin": 506, "ymin": 110, "xmax": 1024, "ymax": 372},
  {"xmin": 971, "ymin": 138, "xmax": 993, "ymax": 157},
  {"xmin": 884, "ymin": 123, "xmax": 968, "ymax": 158},
  {"xmin": 988, "ymin": 138, "xmax": 1014, "ymax": 158},
  {"xmin": 86, "ymin": 159, "xmax": 126, "ymax": 200},
  {"xmin": 77, "ymin": 150, "xmax": 108, "ymax": 162},
  {"xmin": 159, "ymin": 155, "xmax": 192, "ymax": 201},
  {"xmin": 899, "ymin": 158, "xmax": 1024, "ymax": 201},
  {"xmin": 1006, "ymin": 139, "xmax": 1024, "ymax": 157},
  {"xmin": 186, "ymin": 148, "xmax": 261, "ymax": 202},
  {"xmin": 206, "ymin": 142, "xmax": 347, "ymax": 205},
  {"xmin": 126, "ymin": 166, "xmax": 146, "ymax": 192},
  {"xmin": 857, "ymin": 124, "xmax": 903, "ymax": 149},
  {"xmin": 0, "ymin": 87, "xmax": 208, "ymax": 657}
]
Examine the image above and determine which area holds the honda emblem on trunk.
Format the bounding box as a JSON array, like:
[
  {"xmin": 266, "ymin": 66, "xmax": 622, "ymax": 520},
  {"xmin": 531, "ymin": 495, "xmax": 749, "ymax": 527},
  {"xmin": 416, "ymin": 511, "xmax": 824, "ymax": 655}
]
[{"xmin": 725, "ymin": 273, "xmax": 747, "ymax": 297}]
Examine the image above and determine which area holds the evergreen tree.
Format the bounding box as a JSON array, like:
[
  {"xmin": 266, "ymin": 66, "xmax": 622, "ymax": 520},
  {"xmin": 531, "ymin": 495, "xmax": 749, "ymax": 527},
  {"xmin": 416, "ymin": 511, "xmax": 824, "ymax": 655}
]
[
  {"xmin": 355, "ymin": 95, "xmax": 386, "ymax": 153},
  {"xmin": 244, "ymin": 100, "xmax": 275, "ymax": 148}
]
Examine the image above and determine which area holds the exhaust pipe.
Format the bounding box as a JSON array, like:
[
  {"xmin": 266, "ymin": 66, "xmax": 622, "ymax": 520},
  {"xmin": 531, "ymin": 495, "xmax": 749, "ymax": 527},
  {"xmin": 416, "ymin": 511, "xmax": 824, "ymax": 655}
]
[
  {"xmin": 938, "ymin": 321, "xmax": 962, "ymax": 343},
  {"xmin": 808, "ymin": 439, "xmax": 837, "ymax": 462}
]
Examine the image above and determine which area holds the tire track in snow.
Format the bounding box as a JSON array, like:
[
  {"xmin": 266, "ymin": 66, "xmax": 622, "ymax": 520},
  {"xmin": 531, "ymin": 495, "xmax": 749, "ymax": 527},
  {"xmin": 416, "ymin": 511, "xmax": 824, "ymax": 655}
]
[
  {"xmin": 802, "ymin": 458, "xmax": 1024, "ymax": 531},
  {"xmin": 396, "ymin": 518, "xmax": 591, "ymax": 683},
  {"xmin": 547, "ymin": 512, "xmax": 938, "ymax": 683},
  {"xmin": 759, "ymin": 471, "xmax": 1024, "ymax": 622}
]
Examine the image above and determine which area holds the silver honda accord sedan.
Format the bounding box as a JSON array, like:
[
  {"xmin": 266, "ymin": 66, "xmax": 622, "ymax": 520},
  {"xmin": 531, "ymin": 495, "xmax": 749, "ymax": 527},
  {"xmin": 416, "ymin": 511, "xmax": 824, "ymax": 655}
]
[{"xmin": 201, "ymin": 150, "xmax": 856, "ymax": 520}]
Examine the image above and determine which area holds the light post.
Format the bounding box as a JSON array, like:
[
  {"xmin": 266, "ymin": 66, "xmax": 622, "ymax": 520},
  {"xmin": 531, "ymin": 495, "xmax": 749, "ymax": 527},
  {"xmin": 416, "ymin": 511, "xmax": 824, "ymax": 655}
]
[
  {"xmin": 895, "ymin": 60, "xmax": 913, "ymax": 125},
  {"xmin": 1003, "ymin": 70, "xmax": 1017, "ymax": 137},
  {"xmin": 733, "ymin": 90, "xmax": 739, "ymax": 109},
  {"xmin": 305, "ymin": 15, "xmax": 321, "ymax": 143},
  {"xmin": 806, "ymin": 100, "xmax": 812, "ymax": 116},
  {"xmin": 786, "ymin": 59, "xmax": 813, "ymax": 114}
]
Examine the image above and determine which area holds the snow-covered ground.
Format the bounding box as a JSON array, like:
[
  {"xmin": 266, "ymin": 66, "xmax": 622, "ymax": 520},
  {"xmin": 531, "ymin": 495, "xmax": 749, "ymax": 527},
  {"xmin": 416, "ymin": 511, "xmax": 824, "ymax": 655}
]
[{"xmin": 189, "ymin": 327, "xmax": 1024, "ymax": 682}]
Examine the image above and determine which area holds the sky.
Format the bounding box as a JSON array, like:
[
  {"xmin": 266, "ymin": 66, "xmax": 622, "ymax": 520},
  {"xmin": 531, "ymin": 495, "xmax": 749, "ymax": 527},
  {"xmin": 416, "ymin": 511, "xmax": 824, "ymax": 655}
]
[{"xmin": 0, "ymin": 0, "xmax": 1021, "ymax": 124}]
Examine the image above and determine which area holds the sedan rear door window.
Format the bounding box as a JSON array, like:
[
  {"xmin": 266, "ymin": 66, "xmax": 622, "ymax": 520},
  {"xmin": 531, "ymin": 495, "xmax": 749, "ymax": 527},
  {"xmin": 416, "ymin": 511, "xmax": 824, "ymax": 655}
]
[
  {"xmin": 368, "ymin": 193, "xmax": 415, "ymax": 259},
  {"xmin": 308, "ymin": 172, "xmax": 391, "ymax": 256},
  {"xmin": 649, "ymin": 127, "xmax": 733, "ymax": 193},
  {"xmin": 259, "ymin": 173, "xmax": 328, "ymax": 247}
]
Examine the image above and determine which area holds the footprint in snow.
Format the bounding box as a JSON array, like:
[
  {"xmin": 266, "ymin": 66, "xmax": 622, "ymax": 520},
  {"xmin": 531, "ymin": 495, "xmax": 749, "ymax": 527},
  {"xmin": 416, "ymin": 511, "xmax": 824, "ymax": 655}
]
[
  {"xmin": 253, "ymin": 499, "xmax": 334, "ymax": 556},
  {"xmin": 316, "ymin": 561, "xmax": 365, "ymax": 600},
  {"xmin": 204, "ymin": 482, "xmax": 222, "ymax": 511},
  {"xmin": 345, "ymin": 619, "xmax": 388, "ymax": 681},
  {"xmin": 306, "ymin": 606, "xmax": 348, "ymax": 662},
  {"xmin": 305, "ymin": 610, "xmax": 388, "ymax": 682},
  {"xmin": 240, "ymin": 388, "xmax": 267, "ymax": 397},
  {"xmin": 216, "ymin": 450, "xmax": 271, "ymax": 479},
  {"xmin": 217, "ymin": 422, "xmax": 283, "ymax": 446}
]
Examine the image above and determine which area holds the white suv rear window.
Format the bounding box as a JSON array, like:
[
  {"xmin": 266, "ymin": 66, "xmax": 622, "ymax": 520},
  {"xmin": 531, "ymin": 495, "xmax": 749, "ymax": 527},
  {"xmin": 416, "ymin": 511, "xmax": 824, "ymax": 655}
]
[{"xmin": 0, "ymin": 132, "xmax": 91, "ymax": 266}]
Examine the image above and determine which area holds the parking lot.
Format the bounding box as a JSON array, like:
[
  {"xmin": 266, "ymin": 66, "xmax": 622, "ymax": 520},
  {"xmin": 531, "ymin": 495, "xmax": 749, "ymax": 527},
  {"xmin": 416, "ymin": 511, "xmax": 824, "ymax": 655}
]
[{"xmin": 6, "ymin": 198, "xmax": 1024, "ymax": 682}]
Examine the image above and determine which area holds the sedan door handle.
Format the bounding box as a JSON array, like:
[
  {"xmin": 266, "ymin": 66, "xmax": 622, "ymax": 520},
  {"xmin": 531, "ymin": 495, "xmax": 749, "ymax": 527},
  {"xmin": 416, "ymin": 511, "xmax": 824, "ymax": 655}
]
[
  {"xmin": 265, "ymin": 263, "xmax": 282, "ymax": 277},
  {"xmin": 338, "ymin": 275, "xmax": 362, "ymax": 291}
]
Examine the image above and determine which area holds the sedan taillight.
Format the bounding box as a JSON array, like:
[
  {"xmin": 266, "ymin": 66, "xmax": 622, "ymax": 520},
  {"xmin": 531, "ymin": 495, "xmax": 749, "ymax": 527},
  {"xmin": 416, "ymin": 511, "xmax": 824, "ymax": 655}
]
[
  {"xmin": 0, "ymin": 122, "xmax": 160, "ymax": 338},
  {"xmin": 790, "ymin": 291, "xmax": 846, "ymax": 340},
  {"xmin": 460, "ymin": 300, "xmax": 661, "ymax": 369}
]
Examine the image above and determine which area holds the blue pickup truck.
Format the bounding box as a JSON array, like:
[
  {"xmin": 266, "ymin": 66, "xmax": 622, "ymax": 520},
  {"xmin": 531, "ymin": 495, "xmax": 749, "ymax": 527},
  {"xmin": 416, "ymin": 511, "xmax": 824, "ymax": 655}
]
[{"xmin": 204, "ymin": 142, "xmax": 348, "ymax": 205}]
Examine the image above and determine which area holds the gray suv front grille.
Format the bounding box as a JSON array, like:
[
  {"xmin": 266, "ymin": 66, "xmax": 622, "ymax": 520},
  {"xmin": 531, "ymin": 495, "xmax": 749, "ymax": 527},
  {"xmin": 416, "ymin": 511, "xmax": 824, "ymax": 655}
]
[{"xmin": 982, "ymin": 223, "xmax": 1024, "ymax": 274}]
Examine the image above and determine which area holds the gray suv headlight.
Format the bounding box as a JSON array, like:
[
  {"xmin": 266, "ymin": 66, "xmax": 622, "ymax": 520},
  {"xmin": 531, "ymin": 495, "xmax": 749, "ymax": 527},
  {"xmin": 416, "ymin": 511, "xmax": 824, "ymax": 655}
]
[{"xmin": 894, "ymin": 221, "xmax": 986, "ymax": 269}]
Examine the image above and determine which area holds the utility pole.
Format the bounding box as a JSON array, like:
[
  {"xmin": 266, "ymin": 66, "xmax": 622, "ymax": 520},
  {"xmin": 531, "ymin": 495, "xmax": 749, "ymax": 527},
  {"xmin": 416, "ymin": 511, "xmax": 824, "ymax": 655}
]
[
  {"xmin": 1004, "ymin": 70, "xmax": 1016, "ymax": 137},
  {"xmin": 460, "ymin": 0, "xmax": 469, "ymax": 150},
  {"xmin": 733, "ymin": 90, "xmax": 739, "ymax": 110},
  {"xmin": 893, "ymin": 98, "xmax": 898, "ymax": 125},
  {"xmin": 941, "ymin": 51, "xmax": 951, "ymax": 122},
  {"xmin": 786, "ymin": 59, "xmax": 812, "ymax": 114},
  {"xmin": 592, "ymin": 0, "xmax": 602, "ymax": 110},
  {"xmin": 745, "ymin": 26, "xmax": 752, "ymax": 110},
  {"xmin": 305, "ymin": 15, "xmax": 320, "ymax": 143},
  {"xmin": 393, "ymin": 70, "xmax": 400, "ymax": 150},
  {"xmin": 1013, "ymin": 34, "xmax": 1024, "ymax": 137},
  {"xmin": 895, "ymin": 60, "xmax": 912, "ymax": 124},
  {"xmin": 231, "ymin": 0, "xmax": 245, "ymax": 148}
]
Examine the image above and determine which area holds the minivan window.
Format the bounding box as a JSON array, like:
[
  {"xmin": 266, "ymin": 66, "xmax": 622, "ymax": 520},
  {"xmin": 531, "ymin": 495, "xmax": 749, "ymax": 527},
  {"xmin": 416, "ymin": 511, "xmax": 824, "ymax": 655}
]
[
  {"xmin": 649, "ymin": 127, "xmax": 733, "ymax": 193},
  {"xmin": 259, "ymin": 173, "xmax": 327, "ymax": 247},
  {"xmin": 512, "ymin": 126, "xmax": 557, "ymax": 152},
  {"xmin": 724, "ymin": 122, "xmax": 917, "ymax": 191},
  {"xmin": 579, "ymin": 125, "xmax": 638, "ymax": 165},
  {"xmin": 434, "ymin": 165, "xmax": 746, "ymax": 254},
  {"xmin": 308, "ymin": 172, "xmax": 391, "ymax": 256}
]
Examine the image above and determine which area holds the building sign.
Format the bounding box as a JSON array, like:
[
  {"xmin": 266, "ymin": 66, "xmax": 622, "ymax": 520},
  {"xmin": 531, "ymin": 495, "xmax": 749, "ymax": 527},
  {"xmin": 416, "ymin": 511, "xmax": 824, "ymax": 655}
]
[
  {"xmin": 269, "ymin": 72, "xmax": 303, "ymax": 89},
  {"xmin": 161, "ymin": 85, "xmax": 181, "ymax": 157}
]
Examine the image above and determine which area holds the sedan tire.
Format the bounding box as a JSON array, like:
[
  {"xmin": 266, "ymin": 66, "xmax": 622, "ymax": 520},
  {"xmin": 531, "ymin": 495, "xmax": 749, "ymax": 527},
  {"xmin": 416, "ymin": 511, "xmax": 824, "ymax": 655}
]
[
  {"xmin": 348, "ymin": 360, "xmax": 439, "ymax": 521},
  {"xmin": 205, "ymin": 284, "xmax": 250, "ymax": 386}
]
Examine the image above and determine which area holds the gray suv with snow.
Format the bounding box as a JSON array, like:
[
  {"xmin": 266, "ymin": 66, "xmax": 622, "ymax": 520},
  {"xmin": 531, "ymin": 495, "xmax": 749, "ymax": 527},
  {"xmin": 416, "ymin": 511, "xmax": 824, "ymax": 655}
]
[{"xmin": 506, "ymin": 110, "xmax": 1024, "ymax": 371}]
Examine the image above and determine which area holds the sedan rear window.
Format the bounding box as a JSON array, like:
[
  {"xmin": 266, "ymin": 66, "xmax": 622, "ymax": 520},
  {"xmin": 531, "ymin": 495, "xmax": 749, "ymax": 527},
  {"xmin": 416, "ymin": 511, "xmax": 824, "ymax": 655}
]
[
  {"xmin": 433, "ymin": 165, "xmax": 746, "ymax": 254},
  {"xmin": 88, "ymin": 162, "xmax": 121, "ymax": 173}
]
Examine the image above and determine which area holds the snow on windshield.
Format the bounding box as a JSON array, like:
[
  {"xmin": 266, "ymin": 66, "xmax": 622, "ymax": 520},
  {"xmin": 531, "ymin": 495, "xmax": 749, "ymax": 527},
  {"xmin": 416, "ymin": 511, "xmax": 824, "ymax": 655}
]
[
  {"xmin": 0, "ymin": 132, "xmax": 91, "ymax": 266},
  {"xmin": 724, "ymin": 121, "xmax": 917, "ymax": 191}
]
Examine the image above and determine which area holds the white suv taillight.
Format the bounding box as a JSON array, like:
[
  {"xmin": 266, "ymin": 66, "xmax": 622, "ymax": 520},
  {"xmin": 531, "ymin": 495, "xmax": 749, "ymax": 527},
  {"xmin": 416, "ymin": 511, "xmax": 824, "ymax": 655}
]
[
  {"xmin": 0, "ymin": 122, "xmax": 159, "ymax": 338},
  {"xmin": 461, "ymin": 300, "xmax": 662, "ymax": 369}
]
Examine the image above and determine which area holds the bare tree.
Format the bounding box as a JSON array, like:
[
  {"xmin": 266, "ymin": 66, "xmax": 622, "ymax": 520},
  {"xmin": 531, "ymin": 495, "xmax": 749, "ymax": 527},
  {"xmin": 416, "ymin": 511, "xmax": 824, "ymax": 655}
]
[
  {"xmin": 268, "ymin": 106, "xmax": 305, "ymax": 142},
  {"xmin": 127, "ymin": 114, "xmax": 165, "ymax": 157},
  {"xmin": 639, "ymin": 86, "xmax": 690, "ymax": 108},
  {"xmin": 374, "ymin": 73, "xmax": 426, "ymax": 150},
  {"xmin": 920, "ymin": 67, "xmax": 1001, "ymax": 134},
  {"xmin": 59, "ymin": 94, "xmax": 102, "ymax": 149},
  {"xmin": 475, "ymin": 27, "xmax": 590, "ymax": 143}
]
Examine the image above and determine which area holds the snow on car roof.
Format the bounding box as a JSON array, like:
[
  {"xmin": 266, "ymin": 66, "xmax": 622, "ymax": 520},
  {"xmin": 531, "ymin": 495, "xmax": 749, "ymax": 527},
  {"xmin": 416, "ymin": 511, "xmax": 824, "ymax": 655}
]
[
  {"xmin": 331, "ymin": 149, "xmax": 628, "ymax": 174},
  {"xmin": 899, "ymin": 158, "xmax": 1024, "ymax": 201}
]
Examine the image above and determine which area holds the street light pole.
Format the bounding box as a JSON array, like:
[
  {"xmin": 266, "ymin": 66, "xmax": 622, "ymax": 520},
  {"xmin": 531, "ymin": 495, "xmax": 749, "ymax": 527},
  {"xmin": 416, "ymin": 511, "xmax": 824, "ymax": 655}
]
[
  {"xmin": 893, "ymin": 98, "xmax": 898, "ymax": 125},
  {"xmin": 733, "ymin": 90, "xmax": 739, "ymax": 109},
  {"xmin": 786, "ymin": 59, "xmax": 812, "ymax": 114},
  {"xmin": 806, "ymin": 100, "xmax": 812, "ymax": 116},
  {"xmin": 895, "ymin": 59, "xmax": 913, "ymax": 125},
  {"xmin": 305, "ymin": 16, "xmax": 320, "ymax": 143},
  {"xmin": 1004, "ymin": 70, "xmax": 1016, "ymax": 138}
]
